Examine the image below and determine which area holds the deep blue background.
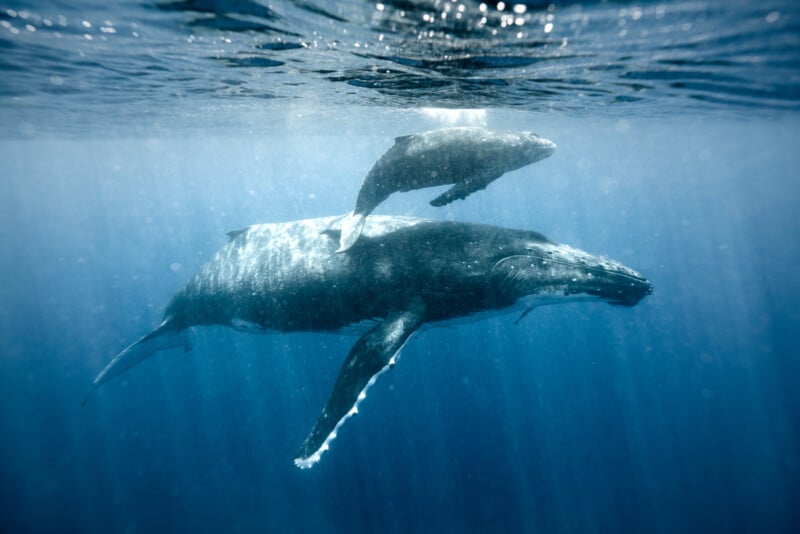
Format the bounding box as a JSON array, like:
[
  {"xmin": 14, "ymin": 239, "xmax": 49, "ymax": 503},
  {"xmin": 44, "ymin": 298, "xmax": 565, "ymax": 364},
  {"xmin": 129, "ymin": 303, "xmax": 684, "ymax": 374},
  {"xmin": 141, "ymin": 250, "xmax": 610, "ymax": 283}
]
[{"xmin": 1, "ymin": 114, "xmax": 799, "ymax": 533}]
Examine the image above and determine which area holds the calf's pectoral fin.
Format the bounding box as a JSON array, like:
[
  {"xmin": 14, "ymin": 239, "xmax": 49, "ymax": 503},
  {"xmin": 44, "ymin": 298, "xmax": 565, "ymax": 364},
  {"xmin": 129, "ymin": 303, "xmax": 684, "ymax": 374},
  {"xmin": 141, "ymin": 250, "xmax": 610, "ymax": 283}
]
[
  {"xmin": 429, "ymin": 173, "xmax": 502, "ymax": 207},
  {"xmin": 294, "ymin": 301, "xmax": 426, "ymax": 469}
]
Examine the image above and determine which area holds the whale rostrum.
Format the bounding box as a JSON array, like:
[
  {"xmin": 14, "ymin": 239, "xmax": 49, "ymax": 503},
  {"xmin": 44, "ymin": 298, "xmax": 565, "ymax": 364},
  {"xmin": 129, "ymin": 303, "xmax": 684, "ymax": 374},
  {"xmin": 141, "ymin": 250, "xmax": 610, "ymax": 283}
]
[
  {"xmin": 337, "ymin": 127, "xmax": 557, "ymax": 252},
  {"xmin": 84, "ymin": 216, "xmax": 652, "ymax": 468}
]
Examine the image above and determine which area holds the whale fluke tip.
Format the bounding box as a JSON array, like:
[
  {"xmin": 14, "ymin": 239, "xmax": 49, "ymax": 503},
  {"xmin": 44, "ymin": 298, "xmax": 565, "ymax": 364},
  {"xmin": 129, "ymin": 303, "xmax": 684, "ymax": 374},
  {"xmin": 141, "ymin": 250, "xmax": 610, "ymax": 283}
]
[{"xmin": 336, "ymin": 212, "xmax": 366, "ymax": 253}]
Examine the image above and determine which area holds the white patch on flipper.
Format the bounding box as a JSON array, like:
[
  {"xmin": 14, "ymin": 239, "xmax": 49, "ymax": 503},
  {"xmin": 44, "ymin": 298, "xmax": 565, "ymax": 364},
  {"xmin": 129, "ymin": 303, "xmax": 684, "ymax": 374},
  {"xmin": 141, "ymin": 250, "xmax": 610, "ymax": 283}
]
[
  {"xmin": 293, "ymin": 333, "xmax": 416, "ymax": 469},
  {"xmin": 292, "ymin": 366, "xmax": 387, "ymax": 469},
  {"xmin": 384, "ymin": 317, "xmax": 406, "ymax": 346}
]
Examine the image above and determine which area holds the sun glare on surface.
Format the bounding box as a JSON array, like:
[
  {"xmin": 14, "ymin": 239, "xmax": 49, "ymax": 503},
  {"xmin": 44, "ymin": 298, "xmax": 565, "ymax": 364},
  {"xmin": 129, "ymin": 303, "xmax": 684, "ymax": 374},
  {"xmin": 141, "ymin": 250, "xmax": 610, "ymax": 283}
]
[{"xmin": 419, "ymin": 108, "xmax": 487, "ymax": 125}]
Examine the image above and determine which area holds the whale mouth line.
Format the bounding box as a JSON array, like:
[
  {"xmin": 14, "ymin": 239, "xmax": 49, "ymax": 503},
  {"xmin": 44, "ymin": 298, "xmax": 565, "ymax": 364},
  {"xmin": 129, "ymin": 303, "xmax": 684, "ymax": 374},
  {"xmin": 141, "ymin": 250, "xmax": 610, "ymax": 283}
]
[
  {"xmin": 495, "ymin": 254, "xmax": 648, "ymax": 283},
  {"xmin": 585, "ymin": 265, "xmax": 650, "ymax": 285},
  {"xmin": 546, "ymin": 256, "xmax": 649, "ymax": 286}
]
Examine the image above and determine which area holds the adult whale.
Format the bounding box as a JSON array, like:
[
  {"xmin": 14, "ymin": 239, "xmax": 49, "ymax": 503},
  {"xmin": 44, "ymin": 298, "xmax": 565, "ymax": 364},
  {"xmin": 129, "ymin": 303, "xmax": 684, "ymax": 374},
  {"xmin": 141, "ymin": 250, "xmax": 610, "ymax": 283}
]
[
  {"xmin": 337, "ymin": 127, "xmax": 557, "ymax": 252},
  {"xmin": 83, "ymin": 216, "xmax": 652, "ymax": 468}
]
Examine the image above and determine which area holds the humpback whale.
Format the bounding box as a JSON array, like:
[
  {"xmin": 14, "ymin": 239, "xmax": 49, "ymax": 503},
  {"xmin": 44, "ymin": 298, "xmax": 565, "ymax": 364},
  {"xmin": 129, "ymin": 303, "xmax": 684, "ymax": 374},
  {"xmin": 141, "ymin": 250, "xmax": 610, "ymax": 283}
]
[
  {"xmin": 337, "ymin": 127, "xmax": 557, "ymax": 252},
  {"xmin": 84, "ymin": 216, "xmax": 652, "ymax": 468}
]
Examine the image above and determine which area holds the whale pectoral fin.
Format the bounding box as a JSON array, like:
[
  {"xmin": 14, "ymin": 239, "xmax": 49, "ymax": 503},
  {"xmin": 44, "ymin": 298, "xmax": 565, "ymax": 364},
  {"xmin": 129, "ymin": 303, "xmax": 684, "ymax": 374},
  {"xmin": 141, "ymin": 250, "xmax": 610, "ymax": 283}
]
[
  {"xmin": 514, "ymin": 305, "xmax": 536, "ymax": 325},
  {"xmin": 81, "ymin": 319, "xmax": 195, "ymax": 406},
  {"xmin": 429, "ymin": 174, "xmax": 501, "ymax": 207},
  {"xmin": 294, "ymin": 302, "xmax": 426, "ymax": 468}
]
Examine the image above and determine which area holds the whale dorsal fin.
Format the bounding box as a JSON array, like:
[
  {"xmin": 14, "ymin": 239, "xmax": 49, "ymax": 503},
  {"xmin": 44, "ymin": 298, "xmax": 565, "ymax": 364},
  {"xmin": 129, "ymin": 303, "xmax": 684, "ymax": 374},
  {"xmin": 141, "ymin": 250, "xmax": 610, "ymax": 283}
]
[
  {"xmin": 393, "ymin": 134, "xmax": 415, "ymax": 145},
  {"xmin": 320, "ymin": 228, "xmax": 341, "ymax": 240},
  {"xmin": 294, "ymin": 299, "xmax": 426, "ymax": 468},
  {"xmin": 226, "ymin": 228, "xmax": 248, "ymax": 241}
]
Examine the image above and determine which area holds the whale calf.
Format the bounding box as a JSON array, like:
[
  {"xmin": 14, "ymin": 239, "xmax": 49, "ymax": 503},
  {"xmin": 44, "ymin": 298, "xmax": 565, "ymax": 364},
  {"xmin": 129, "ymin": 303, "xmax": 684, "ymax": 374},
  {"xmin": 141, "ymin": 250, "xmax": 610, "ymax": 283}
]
[
  {"xmin": 337, "ymin": 127, "xmax": 557, "ymax": 252},
  {"xmin": 84, "ymin": 216, "xmax": 651, "ymax": 468}
]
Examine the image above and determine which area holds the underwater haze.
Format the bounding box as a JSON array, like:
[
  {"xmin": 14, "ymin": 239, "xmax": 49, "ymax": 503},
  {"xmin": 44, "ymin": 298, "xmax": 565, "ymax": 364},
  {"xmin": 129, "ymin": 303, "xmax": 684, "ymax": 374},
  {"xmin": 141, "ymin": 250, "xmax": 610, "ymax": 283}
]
[{"xmin": 1, "ymin": 1, "xmax": 799, "ymax": 533}]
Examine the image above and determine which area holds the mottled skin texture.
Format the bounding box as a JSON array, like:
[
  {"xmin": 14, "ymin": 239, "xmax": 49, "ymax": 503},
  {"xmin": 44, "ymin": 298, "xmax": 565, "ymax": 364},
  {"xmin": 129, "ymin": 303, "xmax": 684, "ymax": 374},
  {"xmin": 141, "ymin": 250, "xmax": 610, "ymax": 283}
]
[
  {"xmin": 355, "ymin": 127, "xmax": 556, "ymax": 214},
  {"xmin": 168, "ymin": 217, "xmax": 646, "ymax": 333},
  {"xmin": 336, "ymin": 127, "xmax": 556, "ymax": 252},
  {"xmin": 87, "ymin": 215, "xmax": 652, "ymax": 468}
]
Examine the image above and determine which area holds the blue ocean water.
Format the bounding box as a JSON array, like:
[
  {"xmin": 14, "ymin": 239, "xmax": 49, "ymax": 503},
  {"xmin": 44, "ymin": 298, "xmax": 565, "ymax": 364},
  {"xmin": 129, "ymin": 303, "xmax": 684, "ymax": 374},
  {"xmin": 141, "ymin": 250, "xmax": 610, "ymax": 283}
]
[{"xmin": 1, "ymin": 1, "xmax": 799, "ymax": 533}]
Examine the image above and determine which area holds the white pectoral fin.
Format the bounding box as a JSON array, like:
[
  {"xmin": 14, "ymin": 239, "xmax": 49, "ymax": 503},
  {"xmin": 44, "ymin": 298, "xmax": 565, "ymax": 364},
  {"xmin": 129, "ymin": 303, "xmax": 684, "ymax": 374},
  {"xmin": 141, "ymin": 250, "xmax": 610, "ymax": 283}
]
[
  {"xmin": 336, "ymin": 212, "xmax": 366, "ymax": 252},
  {"xmin": 294, "ymin": 302, "xmax": 425, "ymax": 468},
  {"xmin": 82, "ymin": 319, "xmax": 195, "ymax": 406}
]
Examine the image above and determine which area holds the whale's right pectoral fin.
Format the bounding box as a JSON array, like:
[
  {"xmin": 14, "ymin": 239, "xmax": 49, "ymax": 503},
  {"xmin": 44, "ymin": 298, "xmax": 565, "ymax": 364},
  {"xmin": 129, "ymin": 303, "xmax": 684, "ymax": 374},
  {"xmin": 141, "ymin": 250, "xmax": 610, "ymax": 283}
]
[
  {"xmin": 336, "ymin": 211, "xmax": 367, "ymax": 253},
  {"xmin": 294, "ymin": 301, "xmax": 426, "ymax": 468},
  {"xmin": 81, "ymin": 319, "xmax": 195, "ymax": 406},
  {"xmin": 429, "ymin": 174, "xmax": 501, "ymax": 207}
]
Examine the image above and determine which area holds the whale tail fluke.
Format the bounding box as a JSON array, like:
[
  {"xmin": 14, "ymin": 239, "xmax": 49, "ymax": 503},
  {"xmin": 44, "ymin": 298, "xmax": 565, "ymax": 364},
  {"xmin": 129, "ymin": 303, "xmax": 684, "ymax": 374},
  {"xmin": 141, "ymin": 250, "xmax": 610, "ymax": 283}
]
[
  {"xmin": 82, "ymin": 318, "xmax": 195, "ymax": 406},
  {"xmin": 336, "ymin": 212, "xmax": 366, "ymax": 253}
]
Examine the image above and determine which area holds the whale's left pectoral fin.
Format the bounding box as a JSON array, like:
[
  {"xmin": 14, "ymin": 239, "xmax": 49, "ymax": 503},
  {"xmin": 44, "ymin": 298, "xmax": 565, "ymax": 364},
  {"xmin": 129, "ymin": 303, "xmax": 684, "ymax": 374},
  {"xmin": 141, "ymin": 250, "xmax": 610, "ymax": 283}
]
[
  {"xmin": 429, "ymin": 174, "xmax": 501, "ymax": 207},
  {"xmin": 514, "ymin": 305, "xmax": 536, "ymax": 325},
  {"xmin": 294, "ymin": 302, "xmax": 426, "ymax": 469}
]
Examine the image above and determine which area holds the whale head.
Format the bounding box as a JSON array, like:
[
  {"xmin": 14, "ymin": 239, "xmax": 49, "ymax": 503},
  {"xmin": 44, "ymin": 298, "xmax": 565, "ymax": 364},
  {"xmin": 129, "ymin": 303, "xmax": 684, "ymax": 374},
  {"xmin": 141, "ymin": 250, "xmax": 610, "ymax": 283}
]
[
  {"xmin": 491, "ymin": 233, "xmax": 652, "ymax": 309},
  {"xmin": 497, "ymin": 130, "xmax": 556, "ymax": 171}
]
